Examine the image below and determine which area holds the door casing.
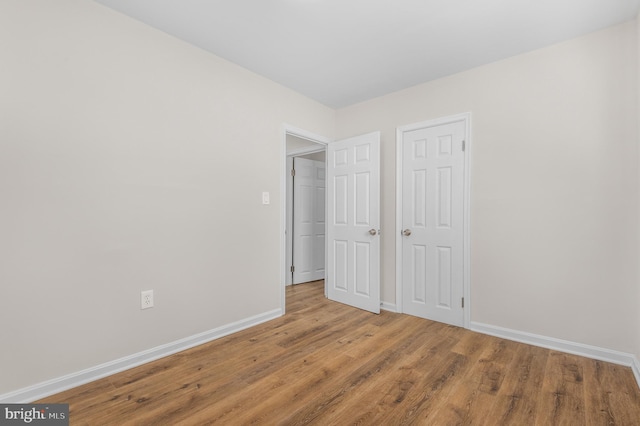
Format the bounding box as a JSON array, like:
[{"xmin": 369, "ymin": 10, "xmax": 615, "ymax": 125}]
[{"xmin": 395, "ymin": 113, "xmax": 472, "ymax": 328}]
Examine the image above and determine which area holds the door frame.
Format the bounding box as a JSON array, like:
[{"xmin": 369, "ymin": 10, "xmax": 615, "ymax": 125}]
[
  {"xmin": 395, "ymin": 112, "xmax": 472, "ymax": 328},
  {"xmin": 281, "ymin": 124, "xmax": 330, "ymax": 313}
]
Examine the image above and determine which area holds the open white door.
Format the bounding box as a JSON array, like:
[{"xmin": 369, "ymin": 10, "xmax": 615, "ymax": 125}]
[
  {"xmin": 327, "ymin": 132, "xmax": 380, "ymax": 313},
  {"xmin": 292, "ymin": 157, "xmax": 325, "ymax": 284}
]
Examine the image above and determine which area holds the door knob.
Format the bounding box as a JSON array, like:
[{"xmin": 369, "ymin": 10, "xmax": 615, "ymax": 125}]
[
  {"xmin": 402, "ymin": 229, "xmax": 412, "ymax": 236},
  {"xmin": 369, "ymin": 229, "xmax": 377, "ymax": 236}
]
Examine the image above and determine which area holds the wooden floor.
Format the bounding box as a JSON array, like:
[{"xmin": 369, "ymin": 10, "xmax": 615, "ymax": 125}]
[{"xmin": 39, "ymin": 281, "xmax": 640, "ymax": 425}]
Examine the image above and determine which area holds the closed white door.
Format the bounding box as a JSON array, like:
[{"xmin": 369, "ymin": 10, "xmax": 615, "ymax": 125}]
[
  {"xmin": 400, "ymin": 119, "xmax": 466, "ymax": 326},
  {"xmin": 327, "ymin": 132, "xmax": 380, "ymax": 313},
  {"xmin": 292, "ymin": 157, "xmax": 325, "ymax": 284}
]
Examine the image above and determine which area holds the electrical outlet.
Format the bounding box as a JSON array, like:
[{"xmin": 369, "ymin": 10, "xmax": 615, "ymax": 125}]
[{"xmin": 141, "ymin": 290, "xmax": 154, "ymax": 309}]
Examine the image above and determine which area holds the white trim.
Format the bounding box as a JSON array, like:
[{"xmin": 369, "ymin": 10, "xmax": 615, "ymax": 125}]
[
  {"xmin": 281, "ymin": 124, "xmax": 330, "ymax": 312},
  {"xmin": 0, "ymin": 309, "xmax": 282, "ymax": 403},
  {"xmin": 462, "ymin": 115, "xmax": 472, "ymax": 329},
  {"xmin": 632, "ymin": 356, "xmax": 640, "ymax": 388},
  {"xmin": 283, "ymin": 125, "xmax": 331, "ymax": 145},
  {"xmin": 395, "ymin": 128, "xmax": 404, "ymax": 314},
  {"xmin": 285, "ymin": 156, "xmax": 294, "ymax": 286},
  {"xmin": 471, "ymin": 321, "xmax": 640, "ymax": 371},
  {"xmin": 395, "ymin": 112, "xmax": 472, "ymax": 328}
]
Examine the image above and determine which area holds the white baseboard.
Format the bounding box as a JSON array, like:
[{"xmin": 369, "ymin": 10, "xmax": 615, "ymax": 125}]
[
  {"xmin": 0, "ymin": 308, "xmax": 282, "ymax": 403},
  {"xmin": 471, "ymin": 321, "xmax": 640, "ymax": 389},
  {"xmin": 632, "ymin": 356, "xmax": 640, "ymax": 388},
  {"xmin": 381, "ymin": 301, "xmax": 397, "ymax": 313}
]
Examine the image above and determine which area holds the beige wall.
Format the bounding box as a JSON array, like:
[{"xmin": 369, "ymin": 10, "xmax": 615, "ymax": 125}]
[
  {"xmin": 336, "ymin": 21, "xmax": 639, "ymax": 354},
  {"xmin": 0, "ymin": 0, "xmax": 334, "ymax": 394}
]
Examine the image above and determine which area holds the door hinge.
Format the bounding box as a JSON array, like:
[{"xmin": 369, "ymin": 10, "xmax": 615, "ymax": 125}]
[
  {"xmin": 291, "ymin": 169, "xmax": 295, "ymax": 177},
  {"xmin": 290, "ymin": 265, "xmax": 295, "ymax": 273},
  {"xmin": 461, "ymin": 297, "xmax": 465, "ymax": 308},
  {"xmin": 462, "ymin": 140, "xmax": 466, "ymax": 151}
]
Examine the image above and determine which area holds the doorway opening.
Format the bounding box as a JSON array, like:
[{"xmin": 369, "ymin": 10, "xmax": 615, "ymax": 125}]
[
  {"xmin": 287, "ymin": 153, "xmax": 326, "ymax": 286},
  {"xmin": 281, "ymin": 125, "xmax": 330, "ymax": 313}
]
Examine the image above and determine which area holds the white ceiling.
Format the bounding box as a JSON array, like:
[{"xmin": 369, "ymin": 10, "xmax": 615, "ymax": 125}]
[{"xmin": 94, "ymin": 0, "xmax": 639, "ymax": 108}]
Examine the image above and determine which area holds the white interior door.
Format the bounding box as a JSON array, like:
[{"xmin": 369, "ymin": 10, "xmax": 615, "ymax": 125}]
[
  {"xmin": 292, "ymin": 157, "xmax": 325, "ymax": 284},
  {"xmin": 327, "ymin": 132, "xmax": 380, "ymax": 313},
  {"xmin": 400, "ymin": 119, "xmax": 466, "ymax": 326}
]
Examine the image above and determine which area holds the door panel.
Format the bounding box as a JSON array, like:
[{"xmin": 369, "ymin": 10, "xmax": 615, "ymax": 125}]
[
  {"xmin": 412, "ymin": 244, "xmax": 427, "ymax": 303},
  {"xmin": 334, "ymin": 240, "xmax": 348, "ymax": 290},
  {"xmin": 401, "ymin": 120, "xmax": 465, "ymax": 326},
  {"xmin": 327, "ymin": 132, "xmax": 380, "ymax": 313}
]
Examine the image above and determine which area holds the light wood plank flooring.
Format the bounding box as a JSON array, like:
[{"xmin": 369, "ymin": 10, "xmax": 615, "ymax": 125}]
[{"xmin": 39, "ymin": 280, "xmax": 640, "ymax": 425}]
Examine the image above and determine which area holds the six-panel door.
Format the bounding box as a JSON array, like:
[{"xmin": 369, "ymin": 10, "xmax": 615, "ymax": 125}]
[
  {"xmin": 401, "ymin": 121, "xmax": 465, "ymax": 326},
  {"xmin": 292, "ymin": 157, "xmax": 326, "ymax": 284},
  {"xmin": 327, "ymin": 132, "xmax": 380, "ymax": 313}
]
